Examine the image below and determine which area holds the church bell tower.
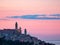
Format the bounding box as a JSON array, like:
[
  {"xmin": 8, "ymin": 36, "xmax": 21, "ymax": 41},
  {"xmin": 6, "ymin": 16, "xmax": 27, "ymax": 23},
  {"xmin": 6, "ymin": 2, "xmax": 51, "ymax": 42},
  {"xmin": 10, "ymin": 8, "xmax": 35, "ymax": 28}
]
[
  {"xmin": 15, "ymin": 22, "xmax": 18, "ymax": 29},
  {"xmin": 19, "ymin": 27, "xmax": 22, "ymax": 34},
  {"xmin": 24, "ymin": 28, "xmax": 27, "ymax": 35}
]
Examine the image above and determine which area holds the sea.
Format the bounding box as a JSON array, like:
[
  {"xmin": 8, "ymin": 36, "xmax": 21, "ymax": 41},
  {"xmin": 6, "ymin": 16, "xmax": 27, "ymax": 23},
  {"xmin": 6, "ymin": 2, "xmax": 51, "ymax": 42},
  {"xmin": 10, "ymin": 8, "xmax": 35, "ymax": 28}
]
[{"xmin": 46, "ymin": 40, "xmax": 60, "ymax": 45}]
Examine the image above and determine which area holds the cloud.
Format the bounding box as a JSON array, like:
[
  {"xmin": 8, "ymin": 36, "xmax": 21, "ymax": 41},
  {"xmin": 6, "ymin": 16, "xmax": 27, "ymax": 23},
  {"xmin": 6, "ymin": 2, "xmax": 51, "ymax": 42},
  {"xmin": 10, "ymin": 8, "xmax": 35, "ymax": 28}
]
[
  {"xmin": 50, "ymin": 14, "xmax": 60, "ymax": 16},
  {"xmin": 0, "ymin": 19, "xmax": 8, "ymax": 20},
  {"xmin": 7, "ymin": 14, "xmax": 60, "ymax": 20}
]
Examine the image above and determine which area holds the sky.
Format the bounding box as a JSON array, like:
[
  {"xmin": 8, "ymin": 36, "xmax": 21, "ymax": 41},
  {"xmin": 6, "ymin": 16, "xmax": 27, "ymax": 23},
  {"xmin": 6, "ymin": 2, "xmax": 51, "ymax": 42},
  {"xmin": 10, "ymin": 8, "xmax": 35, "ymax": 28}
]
[{"xmin": 0, "ymin": 0, "xmax": 60, "ymax": 40}]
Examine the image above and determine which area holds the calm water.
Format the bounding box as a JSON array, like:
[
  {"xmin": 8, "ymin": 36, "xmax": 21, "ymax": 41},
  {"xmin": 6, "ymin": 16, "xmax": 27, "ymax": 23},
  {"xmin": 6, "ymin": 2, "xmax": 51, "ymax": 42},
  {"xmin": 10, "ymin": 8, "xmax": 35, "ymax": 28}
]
[{"xmin": 46, "ymin": 41, "xmax": 60, "ymax": 45}]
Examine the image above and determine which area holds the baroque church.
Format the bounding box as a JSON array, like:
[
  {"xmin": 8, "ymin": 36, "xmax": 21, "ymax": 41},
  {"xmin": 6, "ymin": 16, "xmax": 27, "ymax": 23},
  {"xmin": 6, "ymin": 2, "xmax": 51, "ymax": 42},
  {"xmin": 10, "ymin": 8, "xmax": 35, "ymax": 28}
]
[{"xmin": 0, "ymin": 22, "xmax": 27, "ymax": 34}]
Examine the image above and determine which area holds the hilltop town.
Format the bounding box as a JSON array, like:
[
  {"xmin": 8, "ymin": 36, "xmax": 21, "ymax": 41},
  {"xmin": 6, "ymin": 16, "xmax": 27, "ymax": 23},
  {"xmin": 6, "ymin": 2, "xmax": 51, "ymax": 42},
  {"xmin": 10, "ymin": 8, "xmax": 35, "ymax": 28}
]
[{"xmin": 0, "ymin": 22, "xmax": 55, "ymax": 45}]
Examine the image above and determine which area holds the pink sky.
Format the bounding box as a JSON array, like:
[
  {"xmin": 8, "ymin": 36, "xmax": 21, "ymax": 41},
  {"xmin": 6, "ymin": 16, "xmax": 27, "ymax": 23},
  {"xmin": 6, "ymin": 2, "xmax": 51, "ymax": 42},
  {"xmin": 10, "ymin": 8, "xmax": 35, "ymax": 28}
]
[{"xmin": 0, "ymin": 0, "xmax": 60, "ymax": 40}]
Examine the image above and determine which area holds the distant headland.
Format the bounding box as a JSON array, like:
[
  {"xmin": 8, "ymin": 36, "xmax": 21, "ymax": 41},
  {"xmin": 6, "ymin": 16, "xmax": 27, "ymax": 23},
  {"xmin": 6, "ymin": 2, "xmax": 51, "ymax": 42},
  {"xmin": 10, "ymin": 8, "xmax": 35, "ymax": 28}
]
[{"xmin": 0, "ymin": 22, "xmax": 55, "ymax": 45}]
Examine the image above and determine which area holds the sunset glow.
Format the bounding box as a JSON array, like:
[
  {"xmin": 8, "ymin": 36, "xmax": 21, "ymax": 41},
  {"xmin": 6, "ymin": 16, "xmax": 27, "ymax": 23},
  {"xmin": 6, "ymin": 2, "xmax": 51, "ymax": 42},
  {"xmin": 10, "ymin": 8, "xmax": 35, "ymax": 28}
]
[{"xmin": 0, "ymin": 0, "xmax": 60, "ymax": 40}]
